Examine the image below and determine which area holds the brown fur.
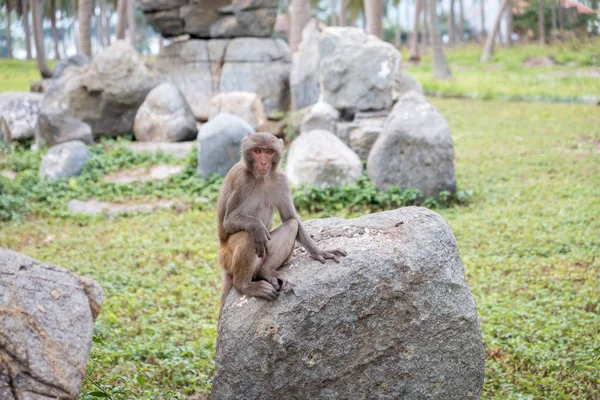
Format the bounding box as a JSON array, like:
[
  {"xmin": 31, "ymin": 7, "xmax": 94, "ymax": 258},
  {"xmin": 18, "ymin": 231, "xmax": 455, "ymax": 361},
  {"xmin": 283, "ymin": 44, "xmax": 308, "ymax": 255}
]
[{"xmin": 216, "ymin": 132, "xmax": 346, "ymax": 317}]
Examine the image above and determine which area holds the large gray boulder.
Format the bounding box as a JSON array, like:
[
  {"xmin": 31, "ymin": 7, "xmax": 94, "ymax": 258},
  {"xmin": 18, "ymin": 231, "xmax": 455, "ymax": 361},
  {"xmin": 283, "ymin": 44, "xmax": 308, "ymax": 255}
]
[
  {"xmin": 39, "ymin": 141, "xmax": 90, "ymax": 180},
  {"xmin": 368, "ymin": 91, "xmax": 457, "ymax": 198},
  {"xmin": 0, "ymin": 248, "xmax": 104, "ymax": 399},
  {"xmin": 0, "ymin": 92, "xmax": 43, "ymax": 141},
  {"xmin": 285, "ymin": 129, "xmax": 362, "ymax": 188},
  {"xmin": 38, "ymin": 41, "xmax": 153, "ymax": 141},
  {"xmin": 396, "ymin": 70, "xmax": 424, "ymax": 96},
  {"xmin": 213, "ymin": 207, "xmax": 485, "ymax": 400},
  {"xmin": 197, "ymin": 113, "xmax": 254, "ymax": 178},
  {"xmin": 37, "ymin": 113, "xmax": 93, "ymax": 147},
  {"xmin": 319, "ymin": 27, "xmax": 401, "ymax": 112},
  {"xmin": 141, "ymin": 0, "xmax": 278, "ymax": 39},
  {"xmin": 290, "ymin": 19, "xmax": 322, "ymax": 110},
  {"xmin": 134, "ymin": 83, "xmax": 198, "ymax": 142},
  {"xmin": 156, "ymin": 38, "xmax": 290, "ymax": 120},
  {"xmin": 53, "ymin": 54, "xmax": 90, "ymax": 79}
]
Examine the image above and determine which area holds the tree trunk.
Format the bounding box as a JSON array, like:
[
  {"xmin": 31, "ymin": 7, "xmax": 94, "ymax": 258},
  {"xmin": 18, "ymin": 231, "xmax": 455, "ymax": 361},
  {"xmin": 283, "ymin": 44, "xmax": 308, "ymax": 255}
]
[
  {"xmin": 22, "ymin": 0, "xmax": 32, "ymax": 59},
  {"xmin": 428, "ymin": 0, "xmax": 451, "ymax": 79},
  {"xmin": 339, "ymin": 0, "xmax": 347, "ymax": 25},
  {"xmin": 449, "ymin": 0, "xmax": 455, "ymax": 44},
  {"xmin": 591, "ymin": 0, "xmax": 598, "ymax": 35},
  {"xmin": 5, "ymin": 0, "xmax": 12, "ymax": 58},
  {"xmin": 30, "ymin": 0, "xmax": 53, "ymax": 77},
  {"xmin": 458, "ymin": 0, "xmax": 465, "ymax": 42},
  {"xmin": 505, "ymin": 0, "xmax": 512, "ymax": 46},
  {"xmin": 79, "ymin": 0, "xmax": 92, "ymax": 56},
  {"xmin": 50, "ymin": 0, "xmax": 60, "ymax": 59},
  {"xmin": 395, "ymin": 2, "xmax": 401, "ymax": 47},
  {"xmin": 550, "ymin": 0, "xmax": 557, "ymax": 34},
  {"xmin": 128, "ymin": 0, "xmax": 136, "ymax": 47},
  {"xmin": 480, "ymin": 0, "xmax": 486, "ymax": 40},
  {"xmin": 105, "ymin": 5, "xmax": 111, "ymax": 45},
  {"xmin": 558, "ymin": 0, "xmax": 564, "ymax": 31},
  {"xmin": 539, "ymin": 0, "xmax": 545, "ymax": 44},
  {"xmin": 364, "ymin": 0, "xmax": 383, "ymax": 39},
  {"xmin": 97, "ymin": 0, "xmax": 105, "ymax": 48},
  {"xmin": 330, "ymin": 0, "xmax": 337, "ymax": 25},
  {"xmin": 409, "ymin": 0, "xmax": 422, "ymax": 61},
  {"xmin": 481, "ymin": 0, "xmax": 509, "ymax": 61},
  {"xmin": 289, "ymin": 0, "xmax": 310, "ymax": 53},
  {"xmin": 116, "ymin": 0, "xmax": 127, "ymax": 39},
  {"xmin": 423, "ymin": 0, "xmax": 431, "ymax": 46}
]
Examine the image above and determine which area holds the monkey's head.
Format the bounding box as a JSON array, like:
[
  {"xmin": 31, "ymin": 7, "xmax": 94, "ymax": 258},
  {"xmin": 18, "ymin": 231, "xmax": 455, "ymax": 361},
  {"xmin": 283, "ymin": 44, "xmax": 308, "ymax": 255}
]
[{"xmin": 242, "ymin": 132, "xmax": 284, "ymax": 178}]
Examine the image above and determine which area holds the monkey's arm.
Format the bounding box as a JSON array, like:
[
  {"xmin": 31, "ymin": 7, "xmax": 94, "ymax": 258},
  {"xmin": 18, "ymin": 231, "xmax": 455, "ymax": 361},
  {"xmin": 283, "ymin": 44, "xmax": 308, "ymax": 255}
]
[
  {"xmin": 276, "ymin": 178, "xmax": 346, "ymax": 263},
  {"xmin": 222, "ymin": 191, "xmax": 271, "ymax": 258}
]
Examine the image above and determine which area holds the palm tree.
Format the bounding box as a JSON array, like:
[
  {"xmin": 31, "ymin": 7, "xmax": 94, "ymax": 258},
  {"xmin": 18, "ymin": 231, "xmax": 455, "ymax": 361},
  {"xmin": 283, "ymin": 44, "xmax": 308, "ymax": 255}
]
[
  {"xmin": 18, "ymin": 0, "xmax": 33, "ymax": 59},
  {"xmin": 289, "ymin": 0, "xmax": 310, "ymax": 53},
  {"xmin": 505, "ymin": 0, "xmax": 512, "ymax": 46},
  {"xmin": 116, "ymin": 0, "xmax": 126, "ymax": 39},
  {"xmin": 30, "ymin": 0, "xmax": 53, "ymax": 77},
  {"xmin": 394, "ymin": 0, "xmax": 401, "ymax": 47},
  {"xmin": 339, "ymin": 0, "xmax": 348, "ymax": 25},
  {"xmin": 480, "ymin": 0, "xmax": 486, "ymax": 40},
  {"xmin": 78, "ymin": 0, "xmax": 92, "ymax": 56},
  {"xmin": 347, "ymin": 0, "xmax": 365, "ymax": 25},
  {"xmin": 127, "ymin": 0, "xmax": 135, "ymax": 47},
  {"xmin": 409, "ymin": 0, "xmax": 422, "ymax": 61},
  {"xmin": 364, "ymin": 0, "xmax": 383, "ymax": 38},
  {"xmin": 539, "ymin": 0, "xmax": 545, "ymax": 44},
  {"xmin": 428, "ymin": 0, "xmax": 451, "ymax": 79},
  {"xmin": 330, "ymin": 0, "xmax": 337, "ymax": 25},
  {"xmin": 49, "ymin": 0, "xmax": 60, "ymax": 59},
  {"xmin": 481, "ymin": 0, "xmax": 509, "ymax": 61},
  {"xmin": 458, "ymin": 0, "xmax": 465, "ymax": 42},
  {"xmin": 4, "ymin": 0, "xmax": 13, "ymax": 57},
  {"xmin": 449, "ymin": 0, "xmax": 455, "ymax": 44}
]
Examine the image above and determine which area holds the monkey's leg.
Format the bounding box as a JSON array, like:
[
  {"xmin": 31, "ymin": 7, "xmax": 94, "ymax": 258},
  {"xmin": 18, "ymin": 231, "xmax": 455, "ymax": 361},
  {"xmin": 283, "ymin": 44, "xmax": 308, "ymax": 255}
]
[
  {"xmin": 256, "ymin": 219, "xmax": 299, "ymax": 292},
  {"xmin": 228, "ymin": 232, "xmax": 279, "ymax": 300}
]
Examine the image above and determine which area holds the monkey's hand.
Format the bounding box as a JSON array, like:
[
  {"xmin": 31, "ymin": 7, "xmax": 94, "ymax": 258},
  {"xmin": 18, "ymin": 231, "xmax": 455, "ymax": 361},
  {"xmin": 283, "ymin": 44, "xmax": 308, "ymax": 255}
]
[
  {"xmin": 310, "ymin": 248, "xmax": 347, "ymax": 264},
  {"xmin": 252, "ymin": 224, "xmax": 271, "ymax": 258}
]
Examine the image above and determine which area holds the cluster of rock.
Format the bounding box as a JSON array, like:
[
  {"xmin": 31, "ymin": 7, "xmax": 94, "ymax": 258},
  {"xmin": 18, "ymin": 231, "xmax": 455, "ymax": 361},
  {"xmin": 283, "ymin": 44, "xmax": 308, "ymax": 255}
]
[
  {"xmin": 213, "ymin": 207, "xmax": 485, "ymax": 399},
  {"xmin": 285, "ymin": 25, "xmax": 454, "ymax": 198},
  {"xmin": 0, "ymin": 248, "xmax": 104, "ymax": 398}
]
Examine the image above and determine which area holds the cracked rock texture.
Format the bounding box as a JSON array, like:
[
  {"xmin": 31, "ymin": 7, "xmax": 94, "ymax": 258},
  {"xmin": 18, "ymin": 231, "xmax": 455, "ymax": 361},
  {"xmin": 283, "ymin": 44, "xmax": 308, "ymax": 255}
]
[
  {"xmin": 0, "ymin": 248, "xmax": 104, "ymax": 399},
  {"xmin": 140, "ymin": 0, "xmax": 278, "ymax": 39},
  {"xmin": 155, "ymin": 37, "xmax": 290, "ymax": 120},
  {"xmin": 212, "ymin": 207, "xmax": 484, "ymax": 400}
]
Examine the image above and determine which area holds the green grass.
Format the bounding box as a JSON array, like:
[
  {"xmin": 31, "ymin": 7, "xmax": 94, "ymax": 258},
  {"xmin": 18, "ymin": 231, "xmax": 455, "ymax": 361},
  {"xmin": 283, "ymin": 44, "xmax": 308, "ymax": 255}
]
[
  {"xmin": 1, "ymin": 97, "xmax": 598, "ymax": 398},
  {"xmin": 0, "ymin": 58, "xmax": 57, "ymax": 92},
  {"xmin": 403, "ymin": 39, "xmax": 600, "ymax": 101}
]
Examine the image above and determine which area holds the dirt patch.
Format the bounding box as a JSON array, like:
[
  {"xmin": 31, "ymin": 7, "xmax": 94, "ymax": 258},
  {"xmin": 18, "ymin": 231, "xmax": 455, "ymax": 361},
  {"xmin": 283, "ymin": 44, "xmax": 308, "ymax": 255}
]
[
  {"xmin": 104, "ymin": 164, "xmax": 183, "ymax": 184},
  {"xmin": 67, "ymin": 199, "xmax": 187, "ymax": 215},
  {"xmin": 1, "ymin": 170, "xmax": 16, "ymax": 180},
  {"xmin": 522, "ymin": 56, "xmax": 559, "ymax": 67}
]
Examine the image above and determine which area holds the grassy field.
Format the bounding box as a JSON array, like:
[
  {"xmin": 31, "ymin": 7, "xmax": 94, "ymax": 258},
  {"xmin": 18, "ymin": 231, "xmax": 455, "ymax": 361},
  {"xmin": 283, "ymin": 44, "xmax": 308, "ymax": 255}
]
[
  {"xmin": 403, "ymin": 39, "xmax": 600, "ymax": 101},
  {"xmin": 1, "ymin": 97, "xmax": 598, "ymax": 399}
]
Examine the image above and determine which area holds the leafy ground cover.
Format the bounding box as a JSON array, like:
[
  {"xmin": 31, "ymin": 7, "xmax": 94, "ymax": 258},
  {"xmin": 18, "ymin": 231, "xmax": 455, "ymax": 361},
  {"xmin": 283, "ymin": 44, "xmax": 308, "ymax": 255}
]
[
  {"xmin": 1, "ymin": 97, "xmax": 598, "ymax": 399},
  {"xmin": 403, "ymin": 39, "xmax": 600, "ymax": 101}
]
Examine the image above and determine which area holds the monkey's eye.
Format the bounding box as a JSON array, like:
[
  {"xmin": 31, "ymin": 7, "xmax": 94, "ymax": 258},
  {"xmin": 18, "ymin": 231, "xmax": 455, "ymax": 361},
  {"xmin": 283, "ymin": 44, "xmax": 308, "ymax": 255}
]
[
  {"xmin": 266, "ymin": 149, "xmax": 275, "ymax": 155},
  {"xmin": 253, "ymin": 149, "xmax": 262, "ymax": 154}
]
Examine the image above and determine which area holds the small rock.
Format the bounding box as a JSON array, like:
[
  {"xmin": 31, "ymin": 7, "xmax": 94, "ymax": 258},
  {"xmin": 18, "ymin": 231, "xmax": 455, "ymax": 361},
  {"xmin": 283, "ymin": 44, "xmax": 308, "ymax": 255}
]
[
  {"xmin": 134, "ymin": 82, "xmax": 198, "ymax": 142},
  {"xmin": 300, "ymin": 101, "xmax": 340, "ymax": 134},
  {"xmin": 285, "ymin": 129, "xmax": 362, "ymax": 188},
  {"xmin": 0, "ymin": 92, "xmax": 44, "ymax": 141},
  {"xmin": 36, "ymin": 113, "xmax": 93, "ymax": 147},
  {"xmin": 104, "ymin": 164, "xmax": 183, "ymax": 184},
  {"xmin": 39, "ymin": 141, "xmax": 90, "ymax": 180},
  {"xmin": 197, "ymin": 113, "xmax": 255, "ymax": 178},
  {"xmin": 209, "ymin": 91, "xmax": 267, "ymax": 130},
  {"xmin": 125, "ymin": 141, "xmax": 196, "ymax": 159}
]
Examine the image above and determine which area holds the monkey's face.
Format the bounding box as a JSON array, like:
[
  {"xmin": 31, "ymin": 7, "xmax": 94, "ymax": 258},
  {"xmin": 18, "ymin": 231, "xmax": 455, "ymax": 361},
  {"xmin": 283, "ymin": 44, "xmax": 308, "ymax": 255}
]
[{"xmin": 251, "ymin": 147, "xmax": 276, "ymax": 175}]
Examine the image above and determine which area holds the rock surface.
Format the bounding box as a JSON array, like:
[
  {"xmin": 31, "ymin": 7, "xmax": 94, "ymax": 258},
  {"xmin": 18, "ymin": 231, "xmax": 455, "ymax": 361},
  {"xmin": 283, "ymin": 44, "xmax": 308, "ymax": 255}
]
[
  {"xmin": 319, "ymin": 27, "xmax": 401, "ymax": 112},
  {"xmin": 124, "ymin": 141, "xmax": 196, "ymax": 159},
  {"xmin": 213, "ymin": 207, "xmax": 485, "ymax": 400},
  {"xmin": 0, "ymin": 248, "xmax": 104, "ymax": 399},
  {"xmin": 0, "ymin": 92, "xmax": 43, "ymax": 141},
  {"xmin": 104, "ymin": 164, "xmax": 183, "ymax": 184},
  {"xmin": 396, "ymin": 70, "xmax": 424, "ymax": 96},
  {"xmin": 134, "ymin": 83, "xmax": 198, "ymax": 142},
  {"xmin": 197, "ymin": 113, "xmax": 254, "ymax": 178},
  {"xmin": 37, "ymin": 113, "xmax": 94, "ymax": 147},
  {"xmin": 300, "ymin": 101, "xmax": 339, "ymax": 134},
  {"xmin": 285, "ymin": 129, "xmax": 362, "ymax": 188},
  {"xmin": 155, "ymin": 38, "xmax": 291, "ymax": 119},
  {"xmin": 141, "ymin": 0, "xmax": 278, "ymax": 39},
  {"xmin": 290, "ymin": 19, "xmax": 322, "ymax": 110},
  {"xmin": 368, "ymin": 91, "xmax": 457, "ymax": 198},
  {"xmin": 348, "ymin": 112, "xmax": 388, "ymax": 160},
  {"xmin": 209, "ymin": 91, "xmax": 266, "ymax": 130},
  {"xmin": 39, "ymin": 141, "xmax": 90, "ymax": 180},
  {"xmin": 53, "ymin": 54, "xmax": 90, "ymax": 79},
  {"xmin": 38, "ymin": 41, "xmax": 153, "ymax": 141}
]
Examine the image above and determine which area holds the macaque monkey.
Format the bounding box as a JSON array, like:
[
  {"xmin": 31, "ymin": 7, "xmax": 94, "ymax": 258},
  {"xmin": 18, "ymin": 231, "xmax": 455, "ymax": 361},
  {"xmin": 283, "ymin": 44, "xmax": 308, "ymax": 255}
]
[{"xmin": 217, "ymin": 132, "xmax": 346, "ymax": 314}]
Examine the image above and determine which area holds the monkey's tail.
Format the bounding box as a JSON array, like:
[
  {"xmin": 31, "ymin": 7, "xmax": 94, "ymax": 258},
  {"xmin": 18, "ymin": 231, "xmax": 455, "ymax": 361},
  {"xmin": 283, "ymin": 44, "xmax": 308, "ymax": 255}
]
[{"xmin": 218, "ymin": 274, "xmax": 233, "ymax": 328}]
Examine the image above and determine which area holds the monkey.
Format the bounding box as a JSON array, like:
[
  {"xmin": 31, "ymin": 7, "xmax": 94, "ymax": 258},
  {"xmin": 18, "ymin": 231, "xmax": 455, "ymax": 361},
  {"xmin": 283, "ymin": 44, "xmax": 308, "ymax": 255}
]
[{"xmin": 216, "ymin": 132, "xmax": 347, "ymax": 316}]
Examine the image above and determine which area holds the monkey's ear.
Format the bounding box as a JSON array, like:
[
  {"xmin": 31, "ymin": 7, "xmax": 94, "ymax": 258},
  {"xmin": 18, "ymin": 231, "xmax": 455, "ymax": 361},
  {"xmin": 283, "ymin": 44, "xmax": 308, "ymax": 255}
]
[
  {"xmin": 279, "ymin": 138, "xmax": 284, "ymax": 145},
  {"xmin": 242, "ymin": 137, "xmax": 248, "ymax": 143}
]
